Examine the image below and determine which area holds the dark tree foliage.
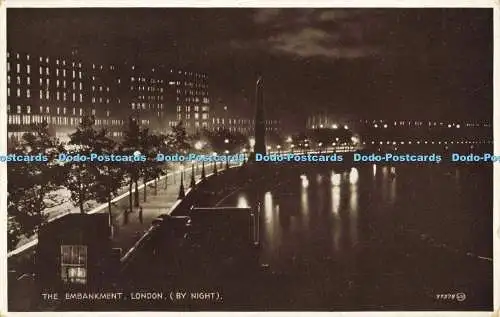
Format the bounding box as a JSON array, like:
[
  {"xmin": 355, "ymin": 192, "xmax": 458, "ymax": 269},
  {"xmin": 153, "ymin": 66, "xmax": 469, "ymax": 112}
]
[
  {"xmin": 64, "ymin": 116, "xmax": 119, "ymax": 214},
  {"xmin": 7, "ymin": 122, "xmax": 65, "ymax": 251}
]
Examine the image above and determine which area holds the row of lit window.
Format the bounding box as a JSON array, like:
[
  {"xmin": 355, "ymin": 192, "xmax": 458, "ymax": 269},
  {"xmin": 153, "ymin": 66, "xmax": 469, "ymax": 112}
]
[
  {"xmin": 92, "ymin": 97, "xmax": 111, "ymax": 104},
  {"xmin": 169, "ymin": 69, "xmax": 207, "ymax": 79},
  {"xmin": 193, "ymin": 113, "xmax": 208, "ymax": 120},
  {"xmin": 138, "ymin": 95, "xmax": 163, "ymax": 101},
  {"xmin": 93, "ymin": 64, "xmax": 116, "ymax": 71},
  {"xmin": 130, "ymin": 77, "xmax": 164, "ymax": 85},
  {"xmin": 130, "ymin": 85, "xmax": 165, "ymax": 93},
  {"xmin": 359, "ymin": 120, "xmax": 492, "ymax": 127},
  {"xmin": 8, "ymin": 52, "xmax": 29, "ymax": 60},
  {"xmin": 39, "ymin": 90, "xmax": 82, "ymax": 103},
  {"xmin": 92, "ymin": 85, "xmax": 110, "ymax": 92},
  {"xmin": 7, "ymin": 87, "xmax": 30, "ymax": 98},
  {"xmin": 6, "ymin": 63, "xmax": 30, "ymax": 74},
  {"xmin": 368, "ymin": 140, "xmax": 493, "ymax": 145},
  {"xmin": 8, "ymin": 51, "xmax": 207, "ymax": 81},
  {"xmin": 8, "ymin": 115, "xmax": 122, "ymax": 127}
]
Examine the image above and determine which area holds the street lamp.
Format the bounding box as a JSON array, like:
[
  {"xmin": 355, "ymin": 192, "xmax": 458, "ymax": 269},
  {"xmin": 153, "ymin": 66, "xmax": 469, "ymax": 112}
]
[
  {"xmin": 332, "ymin": 124, "xmax": 338, "ymax": 129},
  {"xmin": 224, "ymin": 138, "xmax": 229, "ymax": 144},
  {"xmin": 194, "ymin": 140, "xmax": 203, "ymax": 150},
  {"xmin": 249, "ymin": 137, "xmax": 255, "ymax": 148}
]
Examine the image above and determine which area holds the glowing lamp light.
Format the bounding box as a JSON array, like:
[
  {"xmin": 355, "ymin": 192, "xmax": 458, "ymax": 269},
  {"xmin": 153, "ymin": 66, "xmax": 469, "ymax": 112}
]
[
  {"xmin": 224, "ymin": 138, "xmax": 229, "ymax": 144},
  {"xmin": 249, "ymin": 137, "xmax": 255, "ymax": 147},
  {"xmin": 332, "ymin": 124, "xmax": 338, "ymax": 129},
  {"xmin": 331, "ymin": 173, "xmax": 341, "ymax": 186},
  {"xmin": 300, "ymin": 174, "xmax": 309, "ymax": 188},
  {"xmin": 349, "ymin": 167, "xmax": 359, "ymax": 184},
  {"xmin": 194, "ymin": 141, "xmax": 203, "ymax": 150},
  {"xmin": 344, "ymin": 125, "xmax": 349, "ymax": 130}
]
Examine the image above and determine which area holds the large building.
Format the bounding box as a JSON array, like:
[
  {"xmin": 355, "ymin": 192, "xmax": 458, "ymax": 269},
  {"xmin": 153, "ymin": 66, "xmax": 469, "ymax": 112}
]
[
  {"xmin": 209, "ymin": 101, "xmax": 281, "ymax": 137},
  {"xmin": 6, "ymin": 50, "xmax": 211, "ymax": 143}
]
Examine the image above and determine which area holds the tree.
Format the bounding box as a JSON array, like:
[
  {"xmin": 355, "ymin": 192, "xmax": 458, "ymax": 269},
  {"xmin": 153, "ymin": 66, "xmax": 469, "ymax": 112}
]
[
  {"xmin": 94, "ymin": 139, "xmax": 125, "ymax": 225},
  {"xmin": 121, "ymin": 117, "xmax": 141, "ymax": 209},
  {"xmin": 7, "ymin": 122, "xmax": 65, "ymax": 251},
  {"xmin": 145, "ymin": 133, "xmax": 167, "ymax": 196},
  {"xmin": 138, "ymin": 127, "xmax": 154, "ymax": 202},
  {"xmin": 166, "ymin": 121, "xmax": 191, "ymax": 153},
  {"xmin": 64, "ymin": 116, "xmax": 115, "ymax": 214}
]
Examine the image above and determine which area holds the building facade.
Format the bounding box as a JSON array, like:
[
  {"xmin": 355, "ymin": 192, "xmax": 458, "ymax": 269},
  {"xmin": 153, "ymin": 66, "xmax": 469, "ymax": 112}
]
[{"xmin": 6, "ymin": 50, "xmax": 210, "ymax": 144}]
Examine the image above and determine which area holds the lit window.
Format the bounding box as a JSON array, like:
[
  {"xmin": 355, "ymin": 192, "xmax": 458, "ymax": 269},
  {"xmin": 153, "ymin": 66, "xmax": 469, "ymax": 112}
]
[
  {"xmin": 17, "ymin": 88, "xmax": 20, "ymax": 97},
  {"xmin": 46, "ymin": 107, "xmax": 50, "ymax": 113},
  {"xmin": 61, "ymin": 245, "xmax": 87, "ymax": 285},
  {"xmin": 27, "ymin": 65, "xmax": 30, "ymax": 74},
  {"xmin": 46, "ymin": 91, "xmax": 49, "ymax": 100},
  {"xmin": 27, "ymin": 77, "xmax": 30, "ymax": 85},
  {"xmin": 57, "ymin": 91, "xmax": 60, "ymax": 100},
  {"xmin": 16, "ymin": 64, "xmax": 20, "ymax": 73},
  {"xmin": 27, "ymin": 89, "xmax": 30, "ymax": 98},
  {"xmin": 79, "ymin": 94, "xmax": 82, "ymax": 102},
  {"xmin": 39, "ymin": 90, "xmax": 43, "ymax": 99},
  {"xmin": 17, "ymin": 105, "xmax": 21, "ymax": 114}
]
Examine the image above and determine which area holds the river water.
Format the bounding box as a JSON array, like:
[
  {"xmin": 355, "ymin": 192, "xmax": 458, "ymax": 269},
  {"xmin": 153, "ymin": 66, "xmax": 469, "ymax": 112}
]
[{"xmin": 219, "ymin": 164, "xmax": 493, "ymax": 310}]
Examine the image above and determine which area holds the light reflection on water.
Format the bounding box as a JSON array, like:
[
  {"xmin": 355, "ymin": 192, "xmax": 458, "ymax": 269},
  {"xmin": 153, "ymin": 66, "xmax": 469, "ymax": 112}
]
[{"xmin": 222, "ymin": 165, "xmax": 490, "ymax": 269}]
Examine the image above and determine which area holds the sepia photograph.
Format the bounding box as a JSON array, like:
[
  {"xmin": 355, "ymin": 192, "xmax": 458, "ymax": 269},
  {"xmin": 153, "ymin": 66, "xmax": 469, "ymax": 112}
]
[{"xmin": 4, "ymin": 7, "xmax": 494, "ymax": 312}]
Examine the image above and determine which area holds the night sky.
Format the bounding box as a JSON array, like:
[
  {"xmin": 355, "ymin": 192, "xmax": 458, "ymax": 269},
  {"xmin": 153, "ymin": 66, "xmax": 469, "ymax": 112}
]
[{"xmin": 7, "ymin": 8, "xmax": 493, "ymax": 129}]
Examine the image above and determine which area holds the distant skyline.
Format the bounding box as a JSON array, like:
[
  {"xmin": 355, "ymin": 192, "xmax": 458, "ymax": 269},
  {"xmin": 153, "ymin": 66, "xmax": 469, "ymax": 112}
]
[{"xmin": 7, "ymin": 8, "xmax": 493, "ymax": 129}]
